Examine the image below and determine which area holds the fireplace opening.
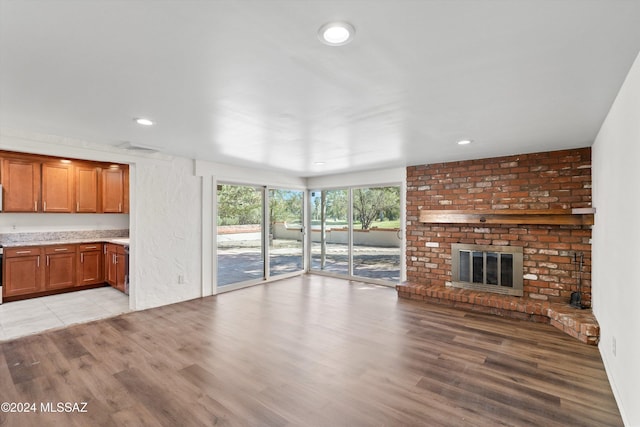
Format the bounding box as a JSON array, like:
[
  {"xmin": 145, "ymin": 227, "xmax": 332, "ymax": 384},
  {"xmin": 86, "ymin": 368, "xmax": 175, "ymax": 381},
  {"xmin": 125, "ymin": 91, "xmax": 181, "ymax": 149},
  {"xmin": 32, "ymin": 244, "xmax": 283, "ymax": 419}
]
[{"xmin": 451, "ymin": 244, "xmax": 523, "ymax": 296}]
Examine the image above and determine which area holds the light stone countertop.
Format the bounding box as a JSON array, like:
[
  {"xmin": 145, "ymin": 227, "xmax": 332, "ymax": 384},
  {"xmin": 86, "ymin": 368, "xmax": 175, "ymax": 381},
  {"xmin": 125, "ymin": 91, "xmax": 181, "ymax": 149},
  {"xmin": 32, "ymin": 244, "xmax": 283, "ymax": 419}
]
[{"xmin": 1, "ymin": 237, "xmax": 129, "ymax": 248}]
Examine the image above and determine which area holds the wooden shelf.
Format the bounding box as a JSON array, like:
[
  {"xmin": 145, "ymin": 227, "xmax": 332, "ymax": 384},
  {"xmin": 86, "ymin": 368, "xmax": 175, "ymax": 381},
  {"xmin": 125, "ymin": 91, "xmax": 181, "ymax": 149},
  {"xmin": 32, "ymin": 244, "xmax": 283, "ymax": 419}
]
[{"xmin": 419, "ymin": 208, "xmax": 595, "ymax": 226}]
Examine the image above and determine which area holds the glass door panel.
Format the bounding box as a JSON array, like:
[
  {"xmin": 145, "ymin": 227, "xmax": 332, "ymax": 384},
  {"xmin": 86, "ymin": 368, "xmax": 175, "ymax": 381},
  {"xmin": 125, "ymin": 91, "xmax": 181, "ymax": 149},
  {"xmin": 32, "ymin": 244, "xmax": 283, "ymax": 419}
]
[
  {"xmin": 352, "ymin": 186, "xmax": 401, "ymax": 282},
  {"xmin": 310, "ymin": 189, "xmax": 349, "ymax": 275},
  {"xmin": 269, "ymin": 189, "xmax": 304, "ymax": 277},
  {"xmin": 217, "ymin": 184, "xmax": 264, "ymax": 286}
]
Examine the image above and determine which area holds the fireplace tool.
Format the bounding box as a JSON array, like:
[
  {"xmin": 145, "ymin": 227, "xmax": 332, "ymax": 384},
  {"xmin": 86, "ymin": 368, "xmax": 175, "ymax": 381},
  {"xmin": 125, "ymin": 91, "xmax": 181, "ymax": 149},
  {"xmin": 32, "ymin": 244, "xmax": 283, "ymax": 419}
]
[{"xmin": 570, "ymin": 252, "xmax": 586, "ymax": 309}]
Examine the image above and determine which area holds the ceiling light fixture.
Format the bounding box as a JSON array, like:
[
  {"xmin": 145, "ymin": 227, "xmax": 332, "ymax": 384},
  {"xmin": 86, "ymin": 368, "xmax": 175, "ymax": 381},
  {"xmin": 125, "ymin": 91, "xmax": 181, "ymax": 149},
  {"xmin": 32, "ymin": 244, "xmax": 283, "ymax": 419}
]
[
  {"xmin": 318, "ymin": 21, "xmax": 355, "ymax": 46},
  {"xmin": 314, "ymin": 161, "xmax": 326, "ymax": 166},
  {"xmin": 457, "ymin": 139, "xmax": 473, "ymax": 145},
  {"xmin": 135, "ymin": 117, "xmax": 154, "ymax": 126}
]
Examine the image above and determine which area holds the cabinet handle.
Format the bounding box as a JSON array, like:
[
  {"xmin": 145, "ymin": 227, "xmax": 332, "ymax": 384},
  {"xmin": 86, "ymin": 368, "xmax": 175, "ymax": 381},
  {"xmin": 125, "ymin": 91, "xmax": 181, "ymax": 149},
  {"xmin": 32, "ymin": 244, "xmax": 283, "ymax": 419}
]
[
  {"xmin": 34, "ymin": 201, "xmax": 37, "ymax": 212},
  {"xmin": 44, "ymin": 201, "xmax": 47, "ymax": 211},
  {"xmin": 77, "ymin": 202, "xmax": 80, "ymax": 211},
  {"xmin": 104, "ymin": 246, "xmax": 107, "ymax": 254},
  {"xmin": 114, "ymin": 254, "xmax": 117, "ymax": 264},
  {"xmin": 16, "ymin": 250, "xmax": 32, "ymax": 254},
  {"xmin": 54, "ymin": 248, "xmax": 67, "ymax": 252},
  {"xmin": 81, "ymin": 253, "xmax": 84, "ymax": 263},
  {"xmin": 119, "ymin": 202, "xmax": 122, "ymax": 212},
  {"xmin": 46, "ymin": 255, "xmax": 50, "ymax": 266},
  {"xmin": 85, "ymin": 246, "xmax": 97, "ymax": 249},
  {"xmin": 37, "ymin": 256, "xmax": 40, "ymax": 267}
]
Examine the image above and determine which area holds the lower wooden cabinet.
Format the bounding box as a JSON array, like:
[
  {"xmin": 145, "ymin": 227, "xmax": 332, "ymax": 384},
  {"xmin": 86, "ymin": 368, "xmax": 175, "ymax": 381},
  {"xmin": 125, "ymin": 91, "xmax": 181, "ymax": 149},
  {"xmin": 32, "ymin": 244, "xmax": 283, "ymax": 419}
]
[
  {"xmin": 105, "ymin": 243, "xmax": 127, "ymax": 292},
  {"xmin": 2, "ymin": 241, "xmax": 126, "ymax": 301},
  {"xmin": 44, "ymin": 245, "xmax": 77, "ymax": 290},
  {"xmin": 77, "ymin": 243, "xmax": 103, "ymax": 286},
  {"xmin": 3, "ymin": 247, "xmax": 44, "ymax": 298}
]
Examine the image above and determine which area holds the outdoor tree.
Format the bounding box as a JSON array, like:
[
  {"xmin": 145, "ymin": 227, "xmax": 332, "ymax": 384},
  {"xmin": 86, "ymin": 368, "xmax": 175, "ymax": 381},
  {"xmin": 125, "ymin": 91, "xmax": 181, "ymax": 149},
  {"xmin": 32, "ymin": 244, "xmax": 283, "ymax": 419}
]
[
  {"xmin": 325, "ymin": 190, "xmax": 348, "ymax": 221},
  {"xmin": 269, "ymin": 189, "xmax": 303, "ymax": 233},
  {"xmin": 353, "ymin": 187, "xmax": 400, "ymax": 229},
  {"xmin": 217, "ymin": 185, "xmax": 262, "ymax": 225}
]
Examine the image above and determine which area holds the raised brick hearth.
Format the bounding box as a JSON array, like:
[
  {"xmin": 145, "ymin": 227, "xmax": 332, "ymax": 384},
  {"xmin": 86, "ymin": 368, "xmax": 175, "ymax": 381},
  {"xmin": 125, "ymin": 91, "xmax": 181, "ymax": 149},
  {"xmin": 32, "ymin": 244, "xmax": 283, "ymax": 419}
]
[
  {"xmin": 402, "ymin": 148, "xmax": 597, "ymax": 344},
  {"xmin": 397, "ymin": 282, "xmax": 599, "ymax": 344}
]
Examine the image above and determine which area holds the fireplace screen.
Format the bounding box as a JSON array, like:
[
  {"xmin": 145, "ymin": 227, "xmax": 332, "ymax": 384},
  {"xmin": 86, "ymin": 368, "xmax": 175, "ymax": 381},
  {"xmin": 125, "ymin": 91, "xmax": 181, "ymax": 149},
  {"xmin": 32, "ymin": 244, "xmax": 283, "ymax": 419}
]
[{"xmin": 451, "ymin": 244, "xmax": 523, "ymax": 296}]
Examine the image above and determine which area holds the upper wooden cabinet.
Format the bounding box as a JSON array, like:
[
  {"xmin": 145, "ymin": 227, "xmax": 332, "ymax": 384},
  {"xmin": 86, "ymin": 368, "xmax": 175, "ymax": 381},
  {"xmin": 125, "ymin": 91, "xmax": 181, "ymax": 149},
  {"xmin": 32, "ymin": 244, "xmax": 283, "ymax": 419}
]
[
  {"xmin": 42, "ymin": 162, "xmax": 74, "ymax": 213},
  {"xmin": 75, "ymin": 165, "xmax": 99, "ymax": 213},
  {"xmin": 0, "ymin": 151, "xmax": 128, "ymax": 214},
  {"xmin": 1, "ymin": 157, "xmax": 41, "ymax": 212},
  {"xmin": 102, "ymin": 167, "xmax": 125, "ymax": 213}
]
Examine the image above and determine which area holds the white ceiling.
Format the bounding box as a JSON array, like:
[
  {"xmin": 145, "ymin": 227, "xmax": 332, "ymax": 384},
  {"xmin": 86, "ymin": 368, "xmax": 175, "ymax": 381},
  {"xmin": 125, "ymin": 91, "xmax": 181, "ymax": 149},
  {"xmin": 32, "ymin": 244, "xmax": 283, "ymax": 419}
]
[{"xmin": 1, "ymin": 1, "xmax": 639, "ymax": 177}]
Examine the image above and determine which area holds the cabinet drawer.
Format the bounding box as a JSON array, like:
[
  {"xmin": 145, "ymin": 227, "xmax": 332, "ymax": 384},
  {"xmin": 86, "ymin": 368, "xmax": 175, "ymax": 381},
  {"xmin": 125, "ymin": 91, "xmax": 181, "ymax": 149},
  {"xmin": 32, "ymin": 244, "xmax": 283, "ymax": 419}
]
[
  {"xmin": 44, "ymin": 244, "xmax": 77, "ymax": 254},
  {"xmin": 4, "ymin": 247, "xmax": 42, "ymax": 257},
  {"xmin": 78, "ymin": 243, "xmax": 102, "ymax": 252},
  {"xmin": 106, "ymin": 243, "xmax": 126, "ymax": 254}
]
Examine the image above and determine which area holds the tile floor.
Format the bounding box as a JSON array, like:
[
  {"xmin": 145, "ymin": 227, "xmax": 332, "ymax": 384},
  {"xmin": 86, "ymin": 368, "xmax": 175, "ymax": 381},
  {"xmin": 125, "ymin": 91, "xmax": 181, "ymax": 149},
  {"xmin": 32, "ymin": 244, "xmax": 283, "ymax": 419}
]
[{"xmin": 0, "ymin": 286, "xmax": 130, "ymax": 341}]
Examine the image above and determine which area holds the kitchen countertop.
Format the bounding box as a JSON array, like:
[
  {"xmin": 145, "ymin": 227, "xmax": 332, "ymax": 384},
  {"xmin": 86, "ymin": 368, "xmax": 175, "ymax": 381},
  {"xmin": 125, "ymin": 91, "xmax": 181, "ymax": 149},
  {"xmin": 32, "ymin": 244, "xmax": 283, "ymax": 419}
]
[{"xmin": 1, "ymin": 237, "xmax": 129, "ymax": 248}]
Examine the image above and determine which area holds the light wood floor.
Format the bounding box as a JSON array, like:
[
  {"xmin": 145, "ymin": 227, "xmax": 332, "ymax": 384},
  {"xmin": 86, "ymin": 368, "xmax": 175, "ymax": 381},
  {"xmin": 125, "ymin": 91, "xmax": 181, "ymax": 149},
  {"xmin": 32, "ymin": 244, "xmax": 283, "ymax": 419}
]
[{"xmin": 0, "ymin": 275, "xmax": 622, "ymax": 426}]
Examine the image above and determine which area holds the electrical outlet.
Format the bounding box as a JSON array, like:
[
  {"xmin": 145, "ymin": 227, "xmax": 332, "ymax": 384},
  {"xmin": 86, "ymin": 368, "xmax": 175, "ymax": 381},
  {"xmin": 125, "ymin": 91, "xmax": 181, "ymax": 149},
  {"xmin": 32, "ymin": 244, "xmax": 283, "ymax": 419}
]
[
  {"xmin": 178, "ymin": 275, "xmax": 184, "ymax": 285},
  {"xmin": 612, "ymin": 336, "xmax": 616, "ymax": 357}
]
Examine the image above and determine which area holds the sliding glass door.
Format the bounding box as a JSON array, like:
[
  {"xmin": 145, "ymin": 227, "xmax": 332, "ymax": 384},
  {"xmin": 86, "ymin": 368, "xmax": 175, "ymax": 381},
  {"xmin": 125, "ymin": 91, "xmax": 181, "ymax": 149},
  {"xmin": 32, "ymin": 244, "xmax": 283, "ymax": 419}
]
[
  {"xmin": 310, "ymin": 185, "xmax": 402, "ymax": 285},
  {"xmin": 352, "ymin": 186, "xmax": 401, "ymax": 282},
  {"xmin": 217, "ymin": 184, "xmax": 264, "ymax": 287},
  {"xmin": 217, "ymin": 184, "xmax": 305, "ymax": 289},
  {"xmin": 310, "ymin": 189, "xmax": 349, "ymax": 276},
  {"xmin": 269, "ymin": 189, "xmax": 304, "ymax": 277}
]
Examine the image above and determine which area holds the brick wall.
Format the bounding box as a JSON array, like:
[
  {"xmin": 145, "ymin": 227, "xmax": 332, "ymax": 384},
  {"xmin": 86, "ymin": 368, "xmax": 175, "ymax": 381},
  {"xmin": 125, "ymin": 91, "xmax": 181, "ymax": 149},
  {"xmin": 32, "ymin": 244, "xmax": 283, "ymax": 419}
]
[{"xmin": 406, "ymin": 148, "xmax": 592, "ymax": 304}]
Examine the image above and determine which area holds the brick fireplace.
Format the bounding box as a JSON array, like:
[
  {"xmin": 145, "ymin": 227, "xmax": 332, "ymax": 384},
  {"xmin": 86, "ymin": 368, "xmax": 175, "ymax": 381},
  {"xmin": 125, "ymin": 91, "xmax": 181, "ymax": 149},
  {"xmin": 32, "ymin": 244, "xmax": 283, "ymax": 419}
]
[{"xmin": 398, "ymin": 148, "xmax": 600, "ymax": 344}]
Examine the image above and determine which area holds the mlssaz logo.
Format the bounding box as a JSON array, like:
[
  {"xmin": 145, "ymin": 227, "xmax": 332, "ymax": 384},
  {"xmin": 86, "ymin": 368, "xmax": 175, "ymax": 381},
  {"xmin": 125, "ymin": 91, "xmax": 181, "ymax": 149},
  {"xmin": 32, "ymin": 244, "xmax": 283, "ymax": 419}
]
[{"xmin": 40, "ymin": 402, "xmax": 88, "ymax": 413}]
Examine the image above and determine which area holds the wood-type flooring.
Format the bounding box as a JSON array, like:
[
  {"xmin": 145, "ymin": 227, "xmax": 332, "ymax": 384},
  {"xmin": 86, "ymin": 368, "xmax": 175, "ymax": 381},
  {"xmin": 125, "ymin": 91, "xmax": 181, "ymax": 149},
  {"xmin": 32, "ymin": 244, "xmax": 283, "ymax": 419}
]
[{"xmin": 0, "ymin": 275, "xmax": 622, "ymax": 426}]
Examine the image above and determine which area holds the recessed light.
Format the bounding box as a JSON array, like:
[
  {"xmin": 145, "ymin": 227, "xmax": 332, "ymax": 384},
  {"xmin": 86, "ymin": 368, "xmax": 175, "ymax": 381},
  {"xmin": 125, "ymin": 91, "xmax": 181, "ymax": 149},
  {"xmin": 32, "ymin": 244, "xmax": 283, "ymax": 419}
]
[
  {"xmin": 314, "ymin": 161, "xmax": 326, "ymax": 166},
  {"xmin": 135, "ymin": 117, "xmax": 154, "ymax": 126},
  {"xmin": 318, "ymin": 22, "xmax": 355, "ymax": 46},
  {"xmin": 457, "ymin": 139, "xmax": 473, "ymax": 145}
]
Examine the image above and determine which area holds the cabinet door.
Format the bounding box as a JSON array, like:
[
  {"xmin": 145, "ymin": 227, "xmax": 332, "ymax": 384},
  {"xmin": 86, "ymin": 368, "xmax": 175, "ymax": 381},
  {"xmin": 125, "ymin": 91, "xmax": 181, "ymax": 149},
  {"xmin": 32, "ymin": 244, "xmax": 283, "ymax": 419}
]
[
  {"xmin": 115, "ymin": 252, "xmax": 127, "ymax": 292},
  {"xmin": 0, "ymin": 158, "xmax": 40, "ymax": 212},
  {"xmin": 45, "ymin": 251, "xmax": 76, "ymax": 290},
  {"xmin": 75, "ymin": 165, "xmax": 98, "ymax": 213},
  {"xmin": 77, "ymin": 245, "xmax": 103, "ymax": 286},
  {"xmin": 3, "ymin": 254, "xmax": 43, "ymax": 297},
  {"xmin": 42, "ymin": 162, "xmax": 74, "ymax": 213},
  {"xmin": 101, "ymin": 168, "xmax": 124, "ymax": 213},
  {"xmin": 105, "ymin": 245, "xmax": 117, "ymax": 286}
]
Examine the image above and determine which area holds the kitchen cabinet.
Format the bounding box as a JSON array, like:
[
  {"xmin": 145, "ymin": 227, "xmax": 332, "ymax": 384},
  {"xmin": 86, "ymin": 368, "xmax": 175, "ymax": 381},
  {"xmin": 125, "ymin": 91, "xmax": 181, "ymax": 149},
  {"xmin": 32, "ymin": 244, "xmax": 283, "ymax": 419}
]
[
  {"xmin": 2, "ymin": 241, "xmax": 127, "ymax": 302},
  {"xmin": 42, "ymin": 162, "xmax": 74, "ymax": 213},
  {"xmin": 105, "ymin": 243, "xmax": 127, "ymax": 293},
  {"xmin": 75, "ymin": 165, "xmax": 99, "ymax": 213},
  {"xmin": 0, "ymin": 150, "xmax": 129, "ymax": 215},
  {"xmin": 102, "ymin": 167, "xmax": 125, "ymax": 213},
  {"xmin": 77, "ymin": 243, "xmax": 103, "ymax": 285},
  {"xmin": 3, "ymin": 247, "xmax": 44, "ymax": 297},
  {"xmin": 0, "ymin": 157, "xmax": 41, "ymax": 212},
  {"xmin": 44, "ymin": 245, "xmax": 76, "ymax": 290}
]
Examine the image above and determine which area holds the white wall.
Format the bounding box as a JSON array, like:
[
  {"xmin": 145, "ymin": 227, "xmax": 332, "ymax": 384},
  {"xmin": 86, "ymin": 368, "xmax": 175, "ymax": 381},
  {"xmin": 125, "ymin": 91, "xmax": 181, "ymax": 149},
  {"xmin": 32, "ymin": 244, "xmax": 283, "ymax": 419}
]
[
  {"xmin": 0, "ymin": 213, "xmax": 128, "ymax": 233},
  {"xmin": 307, "ymin": 167, "xmax": 405, "ymax": 189},
  {"xmin": 129, "ymin": 156, "xmax": 201, "ymax": 310},
  {"xmin": 0, "ymin": 130, "xmax": 202, "ymax": 311},
  {"xmin": 592, "ymin": 52, "xmax": 640, "ymax": 427}
]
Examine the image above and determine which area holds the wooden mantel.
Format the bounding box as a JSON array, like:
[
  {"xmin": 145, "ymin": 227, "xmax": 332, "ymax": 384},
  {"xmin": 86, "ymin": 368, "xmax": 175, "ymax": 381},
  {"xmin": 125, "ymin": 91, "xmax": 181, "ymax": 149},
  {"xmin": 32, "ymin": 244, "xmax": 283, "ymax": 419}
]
[{"xmin": 419, "ymin": 208, "xmax": 595, "ymax": 226}]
